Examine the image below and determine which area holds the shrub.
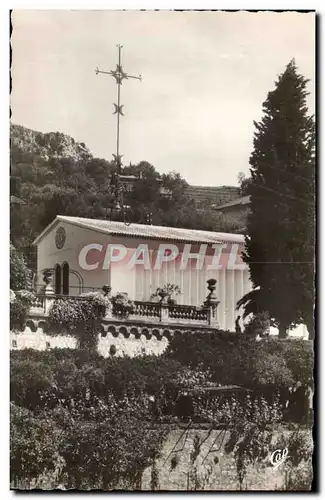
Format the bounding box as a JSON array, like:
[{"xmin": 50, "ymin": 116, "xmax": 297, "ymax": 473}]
[
  {"xmin": 166, "ymin": 331, "xmax": 313, "ymax": 392},
  {"xmin": 11, "ymin": 390, "xmax": 167, "ymax": 490},
  {"xmin": 110, "ymin": 292, "xmax": 135, "ymax": 318},
  {"xmin": 243, "ymin": 311, "xmax": 270, "ymax": 338},
  {"xmin": 109, "ymin": 344, "xmax": 117, "ymax": 356},
  {"xmin": 48, "ymin": 293, "xmax": 109, "ymax": 350},
  {"xmin": 10, "ymin": 244, "xmax": 32, "ymax": 291},
  {"xmin": 10, "ymin": 357, "xmax": 54, "ymax": 408},
  {"xmin": 10, "ymin": 290, "xmax": 35, "ymax": 331},
  {"xmin": 10, "ymin": 297, "xmax": 30, "ymax": 331},
  {"xmin": 10, "ymin": 403, "xmax": 61, "ymax": 487}
]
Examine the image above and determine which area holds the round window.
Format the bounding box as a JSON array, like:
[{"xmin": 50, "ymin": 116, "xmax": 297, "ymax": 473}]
[{"xmin": 55, "ymin": 227, "xmax": 66, "ymax": 250}]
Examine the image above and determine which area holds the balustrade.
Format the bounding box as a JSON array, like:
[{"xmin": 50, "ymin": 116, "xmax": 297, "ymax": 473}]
[
  {"xmin": 30, "ymin": 276, "xmax": 220, "ymax": 328},
  {"xmin": 132, "ymin": 301, "xmax": 160, "ymax": 319}
]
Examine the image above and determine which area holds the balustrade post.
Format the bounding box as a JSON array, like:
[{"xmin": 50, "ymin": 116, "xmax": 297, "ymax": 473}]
[
  {"xmin": 160, "ymin": 304, "xmax": 169, "ymax": 323},
  {"xmin": 204, "ymin": 278, "xmax": 220, "ymax": 328},
  {"xmin": 158, "ymin": 290, "xmax": 169, "ymax": 323}
]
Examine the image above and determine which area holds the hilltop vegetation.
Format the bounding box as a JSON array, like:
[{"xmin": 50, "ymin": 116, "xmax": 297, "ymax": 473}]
[{"xmin": 10, "ymin": 124, "xmax": 243, "ymax": 267}]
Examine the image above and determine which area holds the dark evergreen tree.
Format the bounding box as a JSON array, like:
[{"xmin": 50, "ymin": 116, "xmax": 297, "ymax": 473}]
[{"xmin": 238, "ymin": 60, "xmax": 315, "ymax": 339}]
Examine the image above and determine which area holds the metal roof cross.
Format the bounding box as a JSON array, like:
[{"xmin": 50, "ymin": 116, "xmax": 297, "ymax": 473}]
[{"xmin": 95, "ymin": 44, "xmax": 142, "ymax": 171}]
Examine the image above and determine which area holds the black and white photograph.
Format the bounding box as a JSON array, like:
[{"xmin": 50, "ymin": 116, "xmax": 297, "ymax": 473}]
[{"xmin": 9, "ymin": 9, "xmax": 315, "ymax": 491}]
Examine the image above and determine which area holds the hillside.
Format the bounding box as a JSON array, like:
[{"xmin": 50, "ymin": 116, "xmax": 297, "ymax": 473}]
[
  {"xmin": 10, "ymin": 124, "xmax": 244, "ymax": 265},
  {"xmin": 10, "ymin": 124, "xmax": 92, "ymax": 162},
  {"xmin": 186, "ymin": 185, "xmax": 240, "ymax": 208}
]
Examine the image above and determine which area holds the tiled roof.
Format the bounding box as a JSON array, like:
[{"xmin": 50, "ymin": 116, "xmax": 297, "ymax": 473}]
[
  {"xmin": 34, "ymin": 216, "xmax": 245, "ymax": 245},
  {"xmin": 214, "ymin": 195, "xmax": 251, "ymax": 211}
]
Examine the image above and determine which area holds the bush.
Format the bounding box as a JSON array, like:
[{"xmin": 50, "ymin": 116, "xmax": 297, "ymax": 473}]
[
  {"xmin": 48, "ymin": 293, "xmax": 110, "ymax": 349},
  {"xmin": 10, "ymin": 298, "xmax": 29, "ymax": 331},
  {"xmin": 10, "ymin": 389, "xmax": 167, "ymax": 490},
  {"xmin": 10, "ymin": 290, "xmax": 35, "ymax": 331},
  {"xmin": 10, "ymin": 357, "xmax": 54, "ymax": 408},
  {"xmin": 110, "ymin": 292, "xmax": 135, "ymax": 318},
  {"xmin": 10, "ymin": 403, "xmax": 61, "ymax": 487},
  {"xmin": 166, "ymin": 331, "xmax": 313, "ymax": 391},
  {"xmin": 10, "ymin": 244, "xmax": 32, "ymax": 291}
]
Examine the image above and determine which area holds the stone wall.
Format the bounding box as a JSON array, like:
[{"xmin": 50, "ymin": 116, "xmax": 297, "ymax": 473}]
[
  {"xmin": 10, "ymin": 328, "xmax": 169, "ymax": 358},
  {"xmin": 142, "ymin": 427, "xmax": 312, "ymax": 491}
]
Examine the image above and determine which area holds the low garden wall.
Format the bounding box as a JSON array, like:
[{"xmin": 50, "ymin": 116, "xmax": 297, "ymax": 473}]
[{"xmin": 142, "ymin": 427, "xmax": 313, "ymax": 491}]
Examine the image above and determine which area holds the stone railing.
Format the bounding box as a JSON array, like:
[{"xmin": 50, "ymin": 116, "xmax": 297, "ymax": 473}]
[
  {"xmin": 28, "ymin": 274, "xmax": 221, "ymax": 329},
  {"xmin": 30, "ymin": 293, "xmax": 45, "ymax": 313},
  {"xmin": 168, "ymin": 304, "xmax": 209, "ymax": 322},
  {"xmin": 28, "ymin": 293, "xmax": 218, "ymax": 328},
  {"xmin": 126, "ymin": 301, "xmax": 210, "ymax": 326},
  {"xmin": 132, "ymin": 301, "xmax": 161, "ymax": 320}
]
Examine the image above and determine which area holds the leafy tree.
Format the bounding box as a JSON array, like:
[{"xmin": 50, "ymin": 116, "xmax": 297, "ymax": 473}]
[
  {"xmin": 237, "ymin": 172, "xmax": 252, "ymax": 196},
  {"xmin": 10, "ymin": 244, "xmax": 32, "ymax": 290},
  {"xmin": 10, "ymin": 403, "xmax": 61, "ymax": 487},
  {"xmin": 240, "ymin": 60, "xmax": 315, "ymax": 339}
]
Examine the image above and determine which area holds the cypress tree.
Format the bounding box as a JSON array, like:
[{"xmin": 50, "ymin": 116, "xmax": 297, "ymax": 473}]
[{"xmin": 239, "ymin": 60, "xmax": 315, "ymax": 339}]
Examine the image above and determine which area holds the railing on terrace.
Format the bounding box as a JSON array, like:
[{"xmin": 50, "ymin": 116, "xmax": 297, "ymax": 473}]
[
  {"xmin": 29, "ymin": 279, "xmax": 220, "ymax": 328},
  {"xmin": 34, "ymin": 284, "xmax": 102, "ymax": 295},
  {"xmin": 168, "ymin": 304, "xmax": 209, "ymax": 323},
  {"xmin": 132, "ymin": 301, "xmax": 161, "ymax": 319}
]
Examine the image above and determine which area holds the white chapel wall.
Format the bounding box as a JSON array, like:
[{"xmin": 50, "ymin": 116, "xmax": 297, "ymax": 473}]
[
  {"xmin": 37, "ymin": 221, "xmax": 113, "ymax": 292},
  {"xmin": 36, "ymin": 222, "xmax": 256, "ymax": 332}
]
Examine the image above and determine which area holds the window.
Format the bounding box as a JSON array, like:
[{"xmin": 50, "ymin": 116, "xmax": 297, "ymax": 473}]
[
  {"xmin": 55, "ymin": 264, "xmax": 61, "ymax": 294},
  {"xmin": 62, "ymin": 262, "xmax": 69, "ymax": 295},
  {"xmin": 12, "ymin": 340, "xmax": 17, "ymax": 348},
  {"xmin": 46, "ymin": 341, "xmax": 50, "ymax": 349}
]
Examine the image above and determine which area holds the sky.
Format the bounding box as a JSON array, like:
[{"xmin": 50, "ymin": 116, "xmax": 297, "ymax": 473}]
[{"xmin": 11, "ymin": 10, "xmax": 315, "ymax": 186}]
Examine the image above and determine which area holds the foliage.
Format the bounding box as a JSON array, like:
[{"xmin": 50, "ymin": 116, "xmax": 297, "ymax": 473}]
[
  {"xmin": 150, "ymin": 461, "xmax": 160, "ymax": 491},
  {"xmin": 109, "ymin": 344, "xmax": 117, "ymax": 356},
  {"xmin": 10, "ymin": 349, "xmax": 187, "ymax": 407},
  {"xmin": 165, "ymin": 330, "xmax": 258, "ymax": 387},
  {"xmin": 10, "ymin": 243, "xmax": 32, "ymax": 291},
  {"xmin": 10, "ymin": 391, "xmax": 167, "ymax": 490},
  {"xmin": 10, "ymin": 345, "xmax": 313, "ymax": 489},
  {"xmin": 48, "ymin": 293, "xmax": 109, "ymax": 349},
  {"xmin": 10, "ymin": 290, "xmax": 35, "ymax": 331},
  {"xmin": 110, "ymin": 292, "xmax": 135, "ymax": 318},
  {"xmin": 165, "ymin": 331, "xmax": 313, "ymax": 394},
  {"xmin": 242, "ymin": 311, "xmax": 270, "ymax": 338},
  {"xmin": 254, "ymin": 353, "xmax": 294, "ymax": 387},
  {"xmin": 10, "ymin": 290, "xmax": 16, "ymax": 303},
  {"xmin": 54, "ymin": 393, "xmax": 167, "ymax": 490},
  {"xmin": 241, "ymin": 60, "xmax": 315, "ymax": 339},
  {"xmin": 284, "ymin": 430, "xmax": 313, "ymax": 490},
  {"xmin": 10, "ymin": 357, "xmax": 54, "ymax": 409},
  {"xmin": 11, "ymin": 125, "xmax": 242, "ymax": 261},
  {"xmin": 237, "ymin": 171, "xmax": 252, "ymax": 196},
  {"xmin": 220, "ymin": 395, "xmax": 283, "ymax": 490},
  {"xmin": 10, "ymin": 298, "xmax": 29, "ymax": 331},
  {"xmin": 10, "ymin": 403, "xmax": 61, "ymax": 487}
]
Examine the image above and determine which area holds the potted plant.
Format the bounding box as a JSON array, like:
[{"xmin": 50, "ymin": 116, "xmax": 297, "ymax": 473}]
[{"xmin": 150, "ymin": 284, "xmax": 181, "ymax": 305}]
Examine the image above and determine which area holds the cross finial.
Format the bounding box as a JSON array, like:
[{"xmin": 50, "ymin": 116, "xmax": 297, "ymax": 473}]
[{"xmin": 95, "ymin": 45, "xmax": 142, "ymax": 170}]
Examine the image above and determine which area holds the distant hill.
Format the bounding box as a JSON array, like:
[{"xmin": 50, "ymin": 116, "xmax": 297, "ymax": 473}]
[
  {"xmin": 10, "ymin": 123, "xmax": 92, "ymax": 162},
  {"xmin": 10, "ymin": 123, "xmax": 245, "ymax": 263},
  {"xmin": 10, "ymin": 124, "xmax": 240, "ymax": 209},
  {"xmin": 186, "ymin": 185, "xmax": 240, "ymax": 208}
]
